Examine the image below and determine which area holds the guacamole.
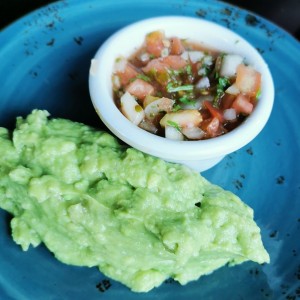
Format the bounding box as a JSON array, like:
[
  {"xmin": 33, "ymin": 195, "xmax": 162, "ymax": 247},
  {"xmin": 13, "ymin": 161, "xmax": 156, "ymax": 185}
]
[{"xmin": 0, "ymin": 110, "xmax": 269, "ymax": 292}]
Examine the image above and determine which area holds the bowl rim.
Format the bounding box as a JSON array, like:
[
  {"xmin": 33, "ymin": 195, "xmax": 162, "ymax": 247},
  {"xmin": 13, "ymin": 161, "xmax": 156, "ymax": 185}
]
[{"xmin": 89, "ymin": 15, "xmax": 274, "ymax": 161}]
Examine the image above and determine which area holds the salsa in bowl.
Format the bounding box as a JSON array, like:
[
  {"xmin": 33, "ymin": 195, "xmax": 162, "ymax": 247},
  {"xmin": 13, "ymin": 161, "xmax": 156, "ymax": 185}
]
[
  {"xmin": 112, "ymin": 31, "xmax": 261, "ymax": 141},
  {"xmin": 89, "ymin": 16, "xmax": 274, "ymax": 171}
]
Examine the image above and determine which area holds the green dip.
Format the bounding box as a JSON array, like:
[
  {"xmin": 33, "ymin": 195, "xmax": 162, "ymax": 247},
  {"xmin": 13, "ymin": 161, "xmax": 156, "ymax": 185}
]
[{"xmin": 0, "ymin": 110, "xmax": 269, "ymax": 292}]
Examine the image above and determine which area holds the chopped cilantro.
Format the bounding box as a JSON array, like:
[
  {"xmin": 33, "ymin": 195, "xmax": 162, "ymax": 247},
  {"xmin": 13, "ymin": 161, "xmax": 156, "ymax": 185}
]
[
  {"xmin": 167, "ymin": 69, "xmax": 182, "ymax": 76},
  {"xmin": 178, "ymin": 95, "xmax": 196, "ymax": 106},
  {"xmin": 256, "ymin": 89, "xmax": 261, "ymax": 99},
  {"xmin": 218, "ymin": 77, "xmax": 230, "ymax": 89},
  {"xmin": 185, "ymin": 64, "xmax": 192, "ymax": 76},
  {"xmin": 198, "ymin": 65, "xmax": 209, "ymax": 76},
  {"xmin": 167, "ymin": 120, "xmax": 181, "ymax": 132},
  {"xmin": 136, "ymin": 74, "xmax": 151, "ymax": 82},
  {"xmin": 172, "ymin": 104, "xmax": 181, "ymax": 112},
  {"xmin": 167, "ymin": 83, "xmax": 194, "ymax": 93},
  {"xmin": 213, "ymin": 76, "xmax": 230, "ymax": 107}
]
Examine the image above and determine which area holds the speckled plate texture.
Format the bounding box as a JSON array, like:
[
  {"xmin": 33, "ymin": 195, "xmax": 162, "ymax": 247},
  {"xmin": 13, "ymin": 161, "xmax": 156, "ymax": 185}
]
[{"xmin": 0, "ymin": 0, "xmax": 299, "ymax": 299}]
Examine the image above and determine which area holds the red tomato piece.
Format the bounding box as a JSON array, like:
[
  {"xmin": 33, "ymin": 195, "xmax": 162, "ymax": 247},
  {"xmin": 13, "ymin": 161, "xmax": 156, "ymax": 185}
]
[
  {"xmin": 220, "ymin": 94, "xmax": 236, "ymax": 110},
  {"xmin": 170, "ymin": 37, "xmax": 185, "ymax": 55},
  {"xmin": 142, "ymin": 59, "xmax": 168, "ymax": 73},
  {"xmin": 207, "ymin": 117, "xmax": 220, "ymax": 137},
  {"xmin": 142, "ymin": 56, "xmax": 187, "ymax": 73},
  {"xmin": 162, "ymin": 55, "xmax": 188, "ymax": 70},
  {"xmin": 200, "ymin": 117, "xmax": 221, "ymax": 137},
  {"xmin": 236, "ymin": 64, "xmax": 261, "ymax": 97},
  {"xmin": 116, "ymin": 63, "xmax": 138, "ymax": 86},
  {"xmin": 142, "ymin": 59, "xmax": 170, "ymax": 86},
  {"xmin": 232, "ymin": 94, "xmax": 254, "ymax": 115},
  {"xmin": 145, "ymin": 31, "xmax": 165, "ymax": 58},
  {"xmin": 200, "ymin": 108, "xmax": 211, "ymax": 121},
  {"xmin": 203, "ymin": 101, "xmax": 224, "ymax": 123},
  {"xmin": 126, "ymin": 78, "xmax": 155, "ymax": 100}
]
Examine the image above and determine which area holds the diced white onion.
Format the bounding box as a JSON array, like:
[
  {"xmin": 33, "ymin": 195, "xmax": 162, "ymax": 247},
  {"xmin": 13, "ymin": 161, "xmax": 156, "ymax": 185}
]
[
  {"xmin": 160, "ymin": 110, "xmax": 202, "ymax": 128},
  {"xmin": 120, "ymin": 92, "xmax": 145, "ymax": 125},
  {"xmin": 198, "ymin": 67, "xmax": 207, "ymax": 76},
  {"xmin": 220, "ymin": 54, "xmax": 244, "ymax": 78},
  {"xmin": 139, "ymin": 119, "xmax": 158, "ymax": 134},
  {"xmin": 181, "ymin": 50, "xmax": 205, "ymax": 63},
  {"xmin": 139, "ymin": 53, "xmax": 150, "ymax": 62},
  {"xmin": 162, "ymin": 39, "xmax": 171, "ymax": 48},
  {"xmin": 202, "ymin": 55, "xmax": 213, "ymax": 66},
  {"xmin": 198, "ymin": 56, "xmax": 213, "ymax": 75},
  {"xmin": 226, "ymin": 83, "xmax": 240, "ymax": 95},
  {"xmin": 195, "ymin": 76, "xmax": 210, "ymax": 89},
  {"xmin": 223, "ymin": 108, "xmax": 237, "ymax": 121},
  {"xmin": 182, "ymin": 127, "xmax": 205, "ymax": 140},
  {"xmin": 180, "ymin": 51, "xmax": 189, "ymax": 61},
  {"xmin": 114, "ymin": 57, "xmax": 127, "ymax": 73},
  {"xmin": 161, "ymin": 47, "xmax": 170, "ymax": 57},
  {"xmin": 189, "ymin": 51, "xmax": 205, "ymax": 63},
  {"xmin": 112, "ymin": 75, "xmax": 121, "ymax": 89},
  {"xmin": 165, "ymin": 126, "xmax": 184, "ymax": 141},
  {"xmin": 144, "ymin": 98, "xmax": 174, "ymax": 121},
  {"xmin": 181, "ymin": 99, "xmax": 202, "ymax": 110}
]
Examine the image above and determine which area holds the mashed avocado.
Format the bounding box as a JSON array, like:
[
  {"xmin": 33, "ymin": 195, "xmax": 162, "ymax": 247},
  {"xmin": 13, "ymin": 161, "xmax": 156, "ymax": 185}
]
[{"xmin": 0, "ymin": 110, "xmax": 269, "ymax": 292}]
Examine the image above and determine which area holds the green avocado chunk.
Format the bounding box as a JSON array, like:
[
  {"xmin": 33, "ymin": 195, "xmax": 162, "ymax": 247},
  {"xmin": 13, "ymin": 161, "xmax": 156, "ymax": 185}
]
[{"xmin": 0, "ymin": 110, "xmax": 269, "ymax": 292}]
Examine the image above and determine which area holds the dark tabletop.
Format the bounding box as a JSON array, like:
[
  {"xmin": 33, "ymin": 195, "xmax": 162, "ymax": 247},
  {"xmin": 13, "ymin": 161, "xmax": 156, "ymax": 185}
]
[{"xmin": 0, "ymin": 0, "xmax": 299, "ymax": 40}]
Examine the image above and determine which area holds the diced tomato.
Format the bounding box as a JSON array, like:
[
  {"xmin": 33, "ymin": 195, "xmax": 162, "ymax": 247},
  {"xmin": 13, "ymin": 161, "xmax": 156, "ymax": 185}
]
[
  {"xmin": 200, "ymin": 108, "xmax": 211, "ymax": 121},
  {"xmin": 203, "ymin": 101, "xmax": 224, "ymax": 123},
  {"xmin": 249, "ymin": 97, "xmax": 258, "ymax": 107},
  {"xmin": 236, "ymin": 64, "xmax": 261, "ymax": 97},
  {"xmin": 142, "ymin": 59, "xmax": 170, "ymax": 86},
  {"xmin": 142, "ymin": 55, "xmax": 187, "ymax": 73},
  {"xmin": 116, "ymin": 63, "xmax": 138, "ymax": 86},
  {"xmin": 126, "ymin": 78, "xmax": 155, "ymax": 100},
  {"xmin": 142, "ymin": 58, "xmax": 168, "ymax": 73},
  {"xmin": 200, "ymin": 117, "xmax": 221, "ymax": 138},
  {"xmin": 232, "ymin": 94, "xmax": 254, "ymax": 115},
  {"xmin": 207, "ymin": 117, "xmax": 220, "ymax": 137},
  {"xmin": 170, "ymin": 37, "xmax": 185, "ymax": 55},
  {"xmin": 162, "ymin": 55, "xmax": 188, "ymax": 70},
  {"xmin": 145, "ymin": 31, "xmax": 165, "ymax": 58},
  {"xmin": 220, "ymin": 93, "xmax": 236, "ymax": 110}
]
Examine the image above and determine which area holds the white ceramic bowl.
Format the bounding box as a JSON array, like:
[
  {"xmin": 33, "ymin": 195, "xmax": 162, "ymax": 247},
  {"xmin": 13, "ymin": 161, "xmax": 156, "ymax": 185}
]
[{"xmin": 89, "ymin": 16, "xmax": 274, "ymax": 172}]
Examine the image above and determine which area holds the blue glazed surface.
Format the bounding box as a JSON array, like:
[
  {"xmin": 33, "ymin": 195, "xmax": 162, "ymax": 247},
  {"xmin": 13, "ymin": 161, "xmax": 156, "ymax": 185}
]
[{"xmin": 0, "ymin": 0, "xmax": 299, "ymax": 299}]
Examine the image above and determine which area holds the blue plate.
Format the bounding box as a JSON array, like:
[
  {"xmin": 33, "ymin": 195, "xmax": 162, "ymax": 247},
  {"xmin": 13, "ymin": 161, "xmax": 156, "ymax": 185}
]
[{"xmin": 0, "ymin": 0, "xmax": 299, "ymax": 299}]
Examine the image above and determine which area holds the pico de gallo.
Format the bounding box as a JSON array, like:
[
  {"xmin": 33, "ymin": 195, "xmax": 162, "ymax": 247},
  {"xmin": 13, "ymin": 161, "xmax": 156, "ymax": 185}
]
[{"xmin": 112, "ymin": 30, "xmax": 261, "ymax": 140}]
